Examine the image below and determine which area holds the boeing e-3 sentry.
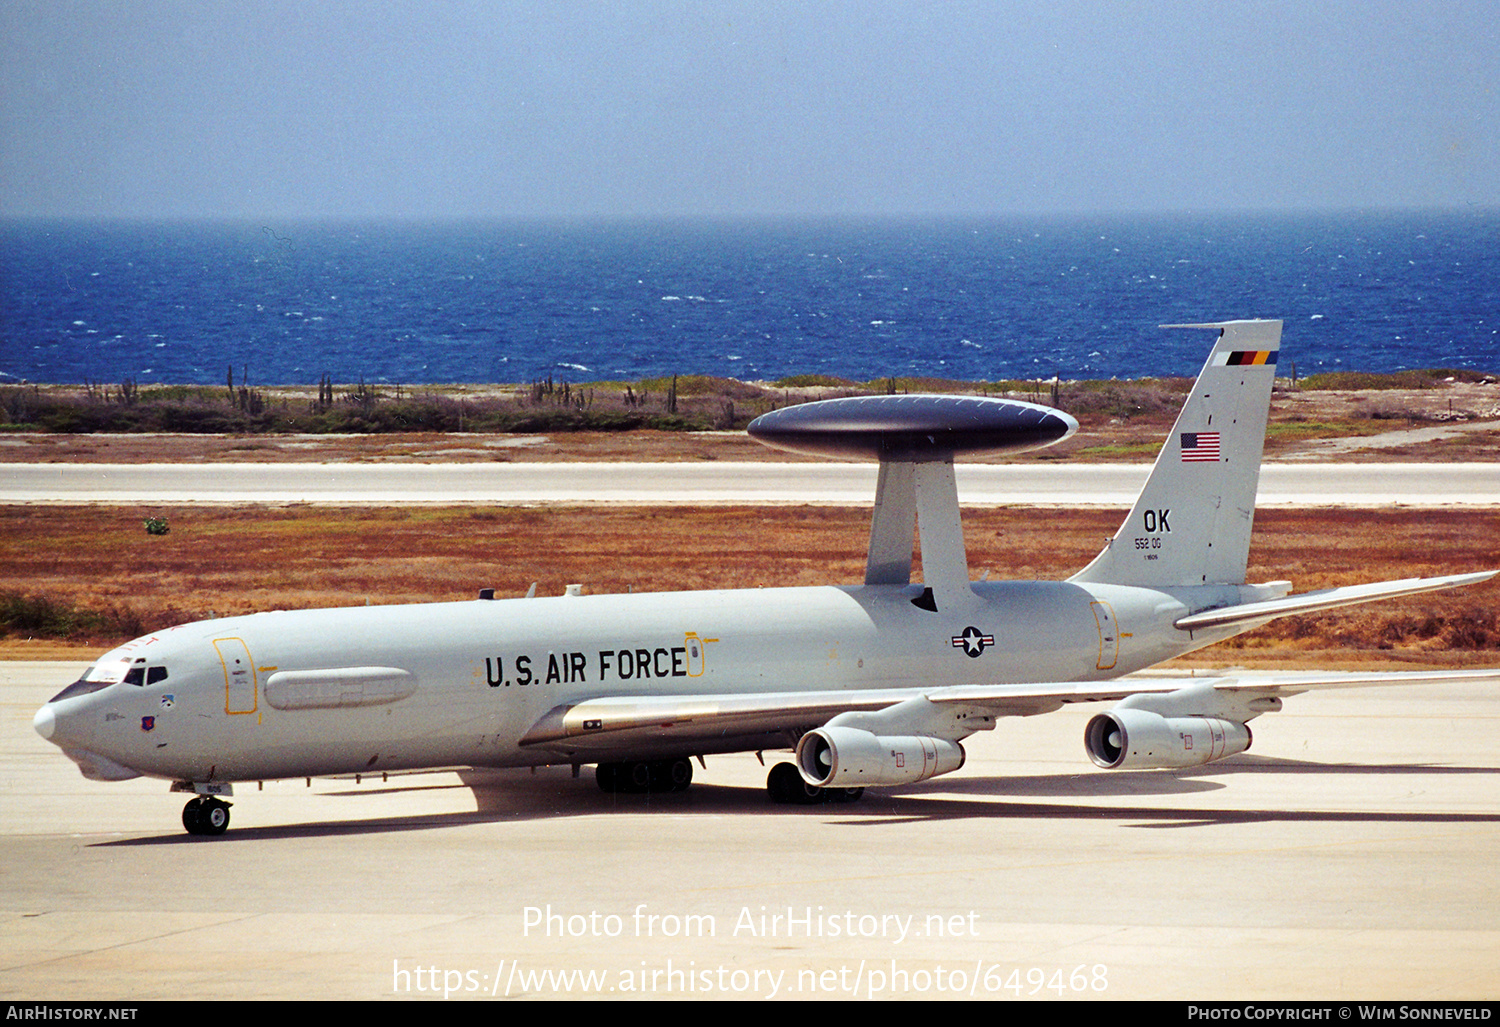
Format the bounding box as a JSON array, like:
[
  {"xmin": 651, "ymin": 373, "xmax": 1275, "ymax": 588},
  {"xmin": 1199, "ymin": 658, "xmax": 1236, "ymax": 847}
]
[{"xmin": 32, "ymin": 321, "xmax": 1498, "ymax": 834}]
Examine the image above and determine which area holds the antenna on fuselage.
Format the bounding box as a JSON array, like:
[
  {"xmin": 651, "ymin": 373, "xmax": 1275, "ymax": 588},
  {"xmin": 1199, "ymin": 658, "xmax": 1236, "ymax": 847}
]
[{"xmin": 747, "ymin": 394, "xmax": 1078, "ymax": 610}]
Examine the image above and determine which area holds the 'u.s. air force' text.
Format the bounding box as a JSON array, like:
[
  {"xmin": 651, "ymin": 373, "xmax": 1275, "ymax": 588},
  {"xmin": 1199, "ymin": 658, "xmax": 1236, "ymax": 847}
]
[{"xmin": 485, "ymin": 634, "xmax": 713, "ymax": 687}]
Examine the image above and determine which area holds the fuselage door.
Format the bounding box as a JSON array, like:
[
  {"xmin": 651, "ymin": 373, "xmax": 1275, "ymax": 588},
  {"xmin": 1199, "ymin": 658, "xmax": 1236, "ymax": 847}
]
[
  {"xmin": 1090, "ymin": 601, "xmax": 1119, "ymax": 671},
  {"xmin": 214, "ymin": 638, "xmax": 258, "ymax": 715}
]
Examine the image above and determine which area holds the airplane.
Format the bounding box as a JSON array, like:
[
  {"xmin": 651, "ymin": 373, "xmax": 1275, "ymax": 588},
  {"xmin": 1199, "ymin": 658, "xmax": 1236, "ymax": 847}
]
[{"xmin": 31, "ymin": 320, "xmax": 1498, "ymax": 835}]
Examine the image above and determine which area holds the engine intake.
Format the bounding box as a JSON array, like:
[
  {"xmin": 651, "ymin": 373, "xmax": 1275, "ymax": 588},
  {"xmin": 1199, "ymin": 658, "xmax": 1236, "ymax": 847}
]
[
  {"xmin": 1085, "ymin": 708, "xmax": 1251, "ymax": 770},
  {"xmin": 796, "ymin": 726, "xmax": 965, "ymax": 787}
]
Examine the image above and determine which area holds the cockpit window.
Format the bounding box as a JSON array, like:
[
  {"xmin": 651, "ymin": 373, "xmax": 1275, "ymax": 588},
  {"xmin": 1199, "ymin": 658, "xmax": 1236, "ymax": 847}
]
[
  {"xmin": 84, "ymin": 661, "xmax": 128, "ymax": 684},
  {"xmin": 48, "ymin": 674, "xmax": 114, "ymax": 703},
  {"xmin": 49, "ymin": 659, "xmax": 168, "ymax": 701}
]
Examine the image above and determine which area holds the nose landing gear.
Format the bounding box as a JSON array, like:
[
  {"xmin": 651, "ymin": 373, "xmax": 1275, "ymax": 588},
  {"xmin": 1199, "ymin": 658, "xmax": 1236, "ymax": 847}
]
[{"xmin": 182, "ymin": 796, "xmax": 232, "ymax": 836}]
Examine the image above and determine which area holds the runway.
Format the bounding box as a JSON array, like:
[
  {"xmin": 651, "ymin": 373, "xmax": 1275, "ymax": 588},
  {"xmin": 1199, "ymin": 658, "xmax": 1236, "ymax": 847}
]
[
  {"xmin": 4, "ymin": 662, "xmax": 1498, "ymax": 1000},
  {"xmin": 2, "ymin": 461, "xmax": 1497, "ymax": 506}
]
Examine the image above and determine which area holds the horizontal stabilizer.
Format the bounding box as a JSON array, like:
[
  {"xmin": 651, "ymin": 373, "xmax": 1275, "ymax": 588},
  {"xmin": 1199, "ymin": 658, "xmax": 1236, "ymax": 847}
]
[{"xmin": 1174, "ymin": 570, "xmax": 1498, "ymax": 631}]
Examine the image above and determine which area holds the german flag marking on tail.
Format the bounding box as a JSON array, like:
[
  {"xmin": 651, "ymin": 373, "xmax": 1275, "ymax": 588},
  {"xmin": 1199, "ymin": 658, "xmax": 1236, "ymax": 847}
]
[{"xmin": 1213, "ymin": 350, "xmax": 1278, "ymax": 366}]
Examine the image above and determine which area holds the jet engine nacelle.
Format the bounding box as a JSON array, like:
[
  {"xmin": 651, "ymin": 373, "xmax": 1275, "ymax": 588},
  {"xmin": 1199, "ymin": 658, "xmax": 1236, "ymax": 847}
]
[
  {"xmin": 796, "ymin": 726, "xmax": 965, "ymax": 787},
  {"xmin": 1085, "ymin": 708, "xmax": 1251, "ymax": 770}
]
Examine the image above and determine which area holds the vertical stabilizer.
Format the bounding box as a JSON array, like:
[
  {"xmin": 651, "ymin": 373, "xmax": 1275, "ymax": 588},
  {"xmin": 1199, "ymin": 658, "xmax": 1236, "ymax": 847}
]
[{"xmin": 1069, "ymin": 320, "xmax": 1281, "ymax": 587}]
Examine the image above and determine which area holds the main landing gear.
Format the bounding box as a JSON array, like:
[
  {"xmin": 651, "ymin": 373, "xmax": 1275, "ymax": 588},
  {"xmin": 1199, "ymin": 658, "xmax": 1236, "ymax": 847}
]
[
  {"xmin": 765, "ymin": 762, "xmax": 863, "ymax": 805},
  {"xmin": 181, "ymin": 795, "xmax": 232, "ymax": 836},
  {"xmin": 591, "ymin": 758, "xmax": 865, "ymax": 805},
  {"xmin": 595, "ymin": 758, "xmax": 694, "ymax": 794}
]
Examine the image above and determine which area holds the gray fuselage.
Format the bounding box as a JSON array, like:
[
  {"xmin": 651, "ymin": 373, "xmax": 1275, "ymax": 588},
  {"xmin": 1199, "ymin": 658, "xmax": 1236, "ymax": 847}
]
[{"xmin": 40, "ymin": 578, "xmax": 1250, "ymax": 783}]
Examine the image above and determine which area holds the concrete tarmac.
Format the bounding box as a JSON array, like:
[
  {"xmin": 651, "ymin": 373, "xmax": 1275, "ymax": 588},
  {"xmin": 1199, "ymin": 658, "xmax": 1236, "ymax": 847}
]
[
  {"xmin": 4, "ymin": 661, "xmax": 1498, "ymax": 1001},
  {"xmin": 2, "ymin": 461, "xmax": 1497, "ymax": 506}
]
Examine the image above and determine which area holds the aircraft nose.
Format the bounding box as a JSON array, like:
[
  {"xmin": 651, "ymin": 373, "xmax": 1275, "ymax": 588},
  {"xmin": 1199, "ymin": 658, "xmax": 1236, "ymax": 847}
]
[{"xmin": 33, "ymin": 705, "xmax": 56, "ymax": 741}]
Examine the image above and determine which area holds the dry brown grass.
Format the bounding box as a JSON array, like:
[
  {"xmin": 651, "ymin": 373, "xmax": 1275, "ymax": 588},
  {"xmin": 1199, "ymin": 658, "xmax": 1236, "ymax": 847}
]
[{"xmin": 2, "ymin": 505, "xmax": 1495, "ymax": 671}]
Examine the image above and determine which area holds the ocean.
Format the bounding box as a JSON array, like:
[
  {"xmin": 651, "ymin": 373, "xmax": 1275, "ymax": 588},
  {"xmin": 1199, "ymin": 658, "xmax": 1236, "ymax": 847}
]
[{"xmin": 2, "ymin": 211, "xmax": 1497, "ymax": 386}]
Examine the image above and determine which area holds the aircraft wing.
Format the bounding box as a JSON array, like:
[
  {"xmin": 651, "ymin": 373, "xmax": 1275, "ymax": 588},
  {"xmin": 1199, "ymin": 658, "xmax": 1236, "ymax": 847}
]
[
  {"xmin": 518, "ymin": 668, "xmax": 1500, "ymax": 759},
  {"xmin": 1175, "ymin": 570, "xmax": 1497, "ymax": 631}
]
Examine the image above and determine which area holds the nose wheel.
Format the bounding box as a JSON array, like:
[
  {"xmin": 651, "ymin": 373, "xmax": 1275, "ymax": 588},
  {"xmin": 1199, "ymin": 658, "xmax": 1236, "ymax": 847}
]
[{"xmin": 182, "ymin": 796, "xmax": 232, "ymax": 835}]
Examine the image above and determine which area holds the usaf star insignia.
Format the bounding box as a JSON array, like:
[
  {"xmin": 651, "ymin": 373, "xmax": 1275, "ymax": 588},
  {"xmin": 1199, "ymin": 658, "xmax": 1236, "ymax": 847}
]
[{"xmin": 951, "ymin": 626, "xmax": 995, "ymax": 658}]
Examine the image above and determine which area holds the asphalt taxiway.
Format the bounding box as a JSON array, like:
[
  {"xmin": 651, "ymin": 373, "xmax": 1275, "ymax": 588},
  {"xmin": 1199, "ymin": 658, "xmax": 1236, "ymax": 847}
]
[
  {"xmin": 5, "ymin": 661, "xmax": 1498, "ymax": 1001},
  {"xmin": 1, "ymin": 461, "xmax": 1496, "ymax": 506}
]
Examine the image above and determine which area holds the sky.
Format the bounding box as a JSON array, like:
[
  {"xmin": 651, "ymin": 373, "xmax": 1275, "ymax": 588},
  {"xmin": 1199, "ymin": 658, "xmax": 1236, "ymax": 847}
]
[{"xmin": 2, "ymin": 0, "xmax": 1497, "ymax": 220}]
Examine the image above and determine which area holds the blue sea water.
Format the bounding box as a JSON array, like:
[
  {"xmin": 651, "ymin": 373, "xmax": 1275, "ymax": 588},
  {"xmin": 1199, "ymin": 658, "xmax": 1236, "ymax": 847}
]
[{"xmin": 1, "ymin": 212, "xmax": 1496, "ymax": 386}]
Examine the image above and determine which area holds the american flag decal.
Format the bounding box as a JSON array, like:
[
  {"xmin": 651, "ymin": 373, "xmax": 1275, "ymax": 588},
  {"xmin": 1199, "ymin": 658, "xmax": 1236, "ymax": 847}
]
[{"xmin": 1180, "ymin": 432, "xmax": 1221, "ymax": 462}]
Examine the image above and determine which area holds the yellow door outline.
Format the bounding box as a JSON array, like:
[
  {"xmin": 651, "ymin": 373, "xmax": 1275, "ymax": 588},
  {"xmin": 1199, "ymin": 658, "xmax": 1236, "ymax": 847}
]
[
  {"xmin": 1090, "ymin": 601, "xmax": 1119, "ymax": 671},
  {"xmin": 214, "ymin": 638, "xmax": 258, "ymax": 715},
  {"xmin": 683, "ymin": 632, "xmax": 717, "ymax": 677}
]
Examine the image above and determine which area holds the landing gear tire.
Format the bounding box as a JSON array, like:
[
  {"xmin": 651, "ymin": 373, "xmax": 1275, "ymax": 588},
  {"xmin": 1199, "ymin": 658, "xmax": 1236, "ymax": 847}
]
[
  {"xmin": 182, "ymin": 796, "xmax": 231, "ymax": 836},
  {"xmin": 596, "ymin": 758, "xmax": 694, "ymax": 794},
  {"xmin": 766, "ymin": 762, "xmax": 824, "ymax": 805},
  {"xmin": 657, "ymin": 757, "xmax": 693, "ymax": 793},
  {"xmin": 626, "ymin": 761, "xmax": 653, "ymax": 792},
  {"xmin": 827, "ymin": 787, "xmax": 865, "ymax": 803}
]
